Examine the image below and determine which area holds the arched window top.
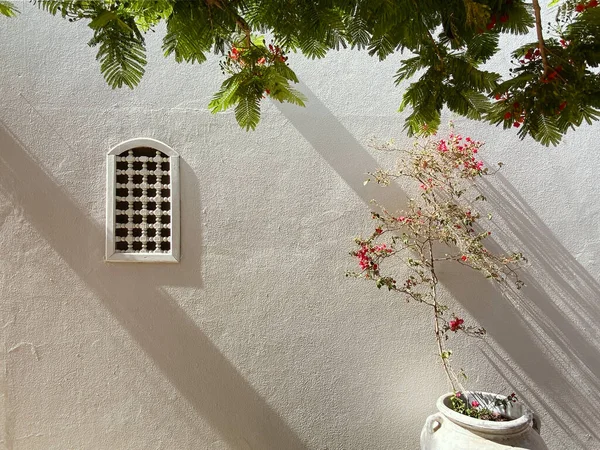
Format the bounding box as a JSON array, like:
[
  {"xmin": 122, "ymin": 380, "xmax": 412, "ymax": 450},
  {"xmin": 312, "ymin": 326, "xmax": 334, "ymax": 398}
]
[
  {"xmin": 108, "ymin": 137, "xmax": 179, "ymax": 157},
  {"xmin": 106, "ymin": 138, "xmax": 180, "ymax": 263}
]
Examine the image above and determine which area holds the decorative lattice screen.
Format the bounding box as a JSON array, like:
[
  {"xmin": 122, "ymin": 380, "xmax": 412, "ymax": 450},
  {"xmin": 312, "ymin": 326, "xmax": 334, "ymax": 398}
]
[{"xmin": 106, "ymin": 139, "xmax": 180, "ymax": 263}]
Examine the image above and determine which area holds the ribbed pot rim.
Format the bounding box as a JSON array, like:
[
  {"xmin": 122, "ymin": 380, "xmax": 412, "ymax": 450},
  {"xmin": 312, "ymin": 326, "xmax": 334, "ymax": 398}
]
[{"xmin": 436, "ymin": 391, "xmax": 533, "ymax": 435}]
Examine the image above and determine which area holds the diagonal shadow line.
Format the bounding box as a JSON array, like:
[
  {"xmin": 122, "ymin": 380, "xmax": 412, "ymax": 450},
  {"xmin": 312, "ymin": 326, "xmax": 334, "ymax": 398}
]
[
  {"xmin": 275, "ymin": 82, "xmax": 408, "ymax": 212},
  {"xmin": 482, "ymin": 348, "xmax": 587, "ymax": 446},
  {"xmin": 456, "ymin": 274, "xmax": 600, "ymax": 446},
  {"xmin": 477, "ymin": 176, "xmax": 600, "ymax": 378},
  {"xmin": 276, "ymin": 84, "xmax": 600, "ymax": 446},
  {"xmin": 431, "ymin": 179, "xmax": 600, "ymax": 445},
  {"xmin": 484, "ymin": 175, "xmax": 600, "ymax": 321},
  {"xmin": 0, "ymin": 121, "xmax": 307, "ymax": 450}
]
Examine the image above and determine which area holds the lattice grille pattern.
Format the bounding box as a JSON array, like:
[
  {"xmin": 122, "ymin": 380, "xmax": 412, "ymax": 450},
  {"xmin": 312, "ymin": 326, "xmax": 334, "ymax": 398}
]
[{"xmin": 114, "ymin": 148, "xmax": 172, "ymax": 253}]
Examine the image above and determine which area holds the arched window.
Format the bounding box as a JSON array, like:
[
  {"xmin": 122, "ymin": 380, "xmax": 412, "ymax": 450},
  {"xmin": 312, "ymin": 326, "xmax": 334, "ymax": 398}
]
[{"xmin": 106, "ymin": 138, "xmax": 180, "ymax": 263}]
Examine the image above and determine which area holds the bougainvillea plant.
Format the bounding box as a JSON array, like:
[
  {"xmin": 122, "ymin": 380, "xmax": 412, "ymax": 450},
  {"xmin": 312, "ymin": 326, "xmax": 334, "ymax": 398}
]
[
  {"xmin": 347, "ymin": 129, "xmax": 526, "ymax": 417},
  {"xmin": 450, "ymin": 391, "xmax": 519, "ymax": 421}
]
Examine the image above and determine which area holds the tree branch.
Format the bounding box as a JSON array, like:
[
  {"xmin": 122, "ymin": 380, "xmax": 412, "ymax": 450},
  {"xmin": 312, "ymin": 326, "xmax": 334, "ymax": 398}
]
[
  {"xmin": 532, "ymin": 0, "xmax": 550, "ymax": 76},
  {"xmin": 205, "ymin": 0, "xmax": 252, "ymax": 47}
]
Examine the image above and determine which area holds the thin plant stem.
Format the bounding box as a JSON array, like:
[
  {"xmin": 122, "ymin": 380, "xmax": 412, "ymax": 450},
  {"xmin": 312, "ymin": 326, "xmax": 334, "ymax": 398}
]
[{"xmin": 429, "ymin": 239, "xmax": 459, "ymax": 392}]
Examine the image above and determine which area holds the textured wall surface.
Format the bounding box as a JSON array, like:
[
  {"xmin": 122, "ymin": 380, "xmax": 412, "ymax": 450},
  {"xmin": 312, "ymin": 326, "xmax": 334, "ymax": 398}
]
[{"xmin": 2, "ymin": 4, "xmax": 600, "ymax": 450}]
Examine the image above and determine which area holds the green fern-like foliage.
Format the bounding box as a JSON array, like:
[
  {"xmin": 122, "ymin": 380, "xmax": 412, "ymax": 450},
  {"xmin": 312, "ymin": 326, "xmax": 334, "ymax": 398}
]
[
  {"xmin": 487, "ymin": 3, "xmax": 600, "ymax": 146},
  {"xmin": 37, "ymin": 1, "xmax": 147, "ymax": 88},
  {"xmin": 209, "ymin": 41, "xmax": 306, "ymax": 130},
  {"xmin": 0, "ymin": 0, "xmax": 18, "ymax": 17},
  {"xmin": 88, "ymin": 14, "xmax": 146, "ymax": 89},
  {"xmin": 28, "ymin": 0, "xmax": 600, "ymax": 142},
  {"xmin": 162, "ymin": 0, "xmax": 237, "ymax": 64}
]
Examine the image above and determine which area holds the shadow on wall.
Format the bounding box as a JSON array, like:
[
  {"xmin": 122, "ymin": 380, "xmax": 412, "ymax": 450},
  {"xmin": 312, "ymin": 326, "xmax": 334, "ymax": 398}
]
[
  {"xmin": 277, "ymin": 84, "xmax": 600, "ymax": 448},
  {"xmin": 0, "ymin": 120, "xmax": 307, "ymax": 450},
  {"xmin": 474, "ymin": 177, "xmax": 600, "ymax": 445},
  {"xmin": 275, "ymin": 83, "xmax": 408, "ymax": 211}
]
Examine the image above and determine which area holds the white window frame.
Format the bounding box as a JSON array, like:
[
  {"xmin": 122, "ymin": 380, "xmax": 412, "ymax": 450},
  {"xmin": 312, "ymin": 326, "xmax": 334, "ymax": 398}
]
[{"xmin": 106, "ymin": 138, "xmax": 180, "ymax": 263}]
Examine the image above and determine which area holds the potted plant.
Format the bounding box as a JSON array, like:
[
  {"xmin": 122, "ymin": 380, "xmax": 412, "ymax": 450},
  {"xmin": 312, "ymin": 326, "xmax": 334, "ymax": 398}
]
[{"xmin": 347, "ymin": 129, "xmax": 547, "ymax": 449}]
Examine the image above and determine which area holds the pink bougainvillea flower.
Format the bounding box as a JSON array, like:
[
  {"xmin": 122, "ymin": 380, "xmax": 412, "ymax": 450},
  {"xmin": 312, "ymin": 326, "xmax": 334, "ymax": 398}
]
[
  {"xmin": 374, "ymin": 244, "xmax": 392, "ymax": 253},
  {"xmin": 449, "ymin": 317, "xmax": 464, "ymax": 332},
  {"xmin": 471, "ymin": 400, "xmax": 480, "ymax": 408}
]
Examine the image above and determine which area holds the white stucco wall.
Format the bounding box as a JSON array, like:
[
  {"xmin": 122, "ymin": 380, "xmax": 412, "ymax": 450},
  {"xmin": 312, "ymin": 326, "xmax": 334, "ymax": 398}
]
[{"xmin": 1, "ymin": 4, "xmax": 600, "ymax": 449}]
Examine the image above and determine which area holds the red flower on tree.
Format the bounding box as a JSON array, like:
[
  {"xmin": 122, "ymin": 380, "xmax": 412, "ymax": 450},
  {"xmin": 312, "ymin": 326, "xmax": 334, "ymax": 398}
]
[{"xmin": 229, "ymin": 47, "xmax": 240, "ymax": 60}]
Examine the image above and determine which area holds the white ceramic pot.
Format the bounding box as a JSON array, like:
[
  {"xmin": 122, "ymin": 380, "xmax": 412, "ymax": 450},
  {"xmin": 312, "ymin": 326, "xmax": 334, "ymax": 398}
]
[{"xmin": 420, "ymin": 392, "xmax": 548, "ymax": 450}]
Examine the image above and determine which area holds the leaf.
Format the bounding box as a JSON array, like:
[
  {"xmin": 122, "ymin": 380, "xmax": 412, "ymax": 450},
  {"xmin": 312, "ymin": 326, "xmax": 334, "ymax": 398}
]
[
  {"xmin": 299, "ymin": 35, "xmax": 329, "ymax": 59},
  {"xmin": 394, "ymin": 56, "xmax": 427, "ymax": 85},
  {"xmin": 89, "ymin": 10, "xmax": 119, "ymax": 29},
  {"xmin": 346, "ymin": 16, "xmax": 371, "ymax": 50},
  {"xmin": 464, "ymin": 32, "xmax": 499, "ymax": 63},
  {"xmin": 534, "ymin": 114, "xmax": 562, "ymax": 146},
  {"xmin": 462, "ymin": 89, "xmax": 492, "ymax": 115},
  {"xmin": 281, "ymin": 87, "xmax": 307, "ymax": 107},
  {"xmin": 162, "ymin": 2, "xmax": 219, "ymax": 64},
  {"xmin": 441, "ymin": 350, "xmax": 453, "ymax": 359},
  {"xmin": 580, "ymin": 105, "xmax": 600, "ymax": 126},
  {"xmin": 446, "ymin": 56, "xmax": 500, "ymax": 92},
  {"xmin": 0, "ymin": 0, "xmax": 18, "ymax": 17},
  {"xmin": 235, "ymin": 94, "xmax": 261, "ymax": 131},
  {"xmin": 88, "ymin": 18, "xmax": 147, "ymax": 89},
  {"xmin": 208, "ymin": 77, "xmax": 241, "ymax": 113},
  {"xmin": 368, "ymin": 34, "xmax": 395, "ymax": 61}
]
